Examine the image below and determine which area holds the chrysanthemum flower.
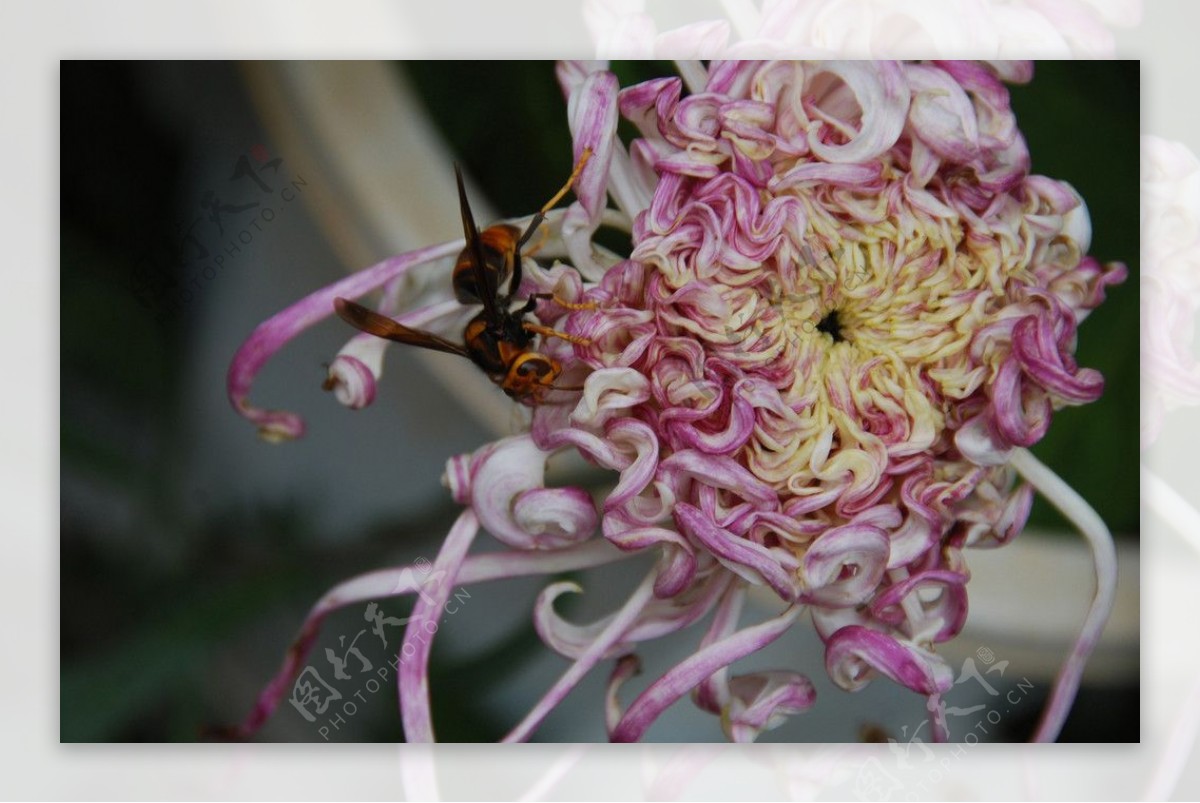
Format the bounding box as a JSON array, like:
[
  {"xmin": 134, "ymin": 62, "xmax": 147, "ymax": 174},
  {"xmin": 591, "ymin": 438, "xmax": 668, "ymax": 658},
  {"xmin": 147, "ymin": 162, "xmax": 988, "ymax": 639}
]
[{"xmin": 227, "ymin": 60, "xmax": 1126, "ymax": 743}]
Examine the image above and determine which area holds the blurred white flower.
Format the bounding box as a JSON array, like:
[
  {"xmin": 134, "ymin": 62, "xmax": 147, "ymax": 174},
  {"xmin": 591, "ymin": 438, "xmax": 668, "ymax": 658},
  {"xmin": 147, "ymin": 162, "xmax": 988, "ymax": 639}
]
[
  {"xmin": 583, "ymin": 0, "xmax": 1142, "ymax": 58},
  {"xmin": 1141, "ymin": 135, "xmax": 1200, "ymax": 447}
]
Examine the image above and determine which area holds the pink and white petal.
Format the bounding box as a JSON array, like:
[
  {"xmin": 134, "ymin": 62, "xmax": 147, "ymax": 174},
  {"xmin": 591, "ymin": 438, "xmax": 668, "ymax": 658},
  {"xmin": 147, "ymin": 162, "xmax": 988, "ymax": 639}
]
[
  {"xmin": 513, "ymin": 487, "xmax": 599, "ymax": 548},
  {"xmin": 691, "ymin": 582, "xmax": 746, "ymax": 714},
  {"xmin": 505, "ymin": 570, "xmax": 659, "ymax": 742},
  {"xmin": 563, "ymin": 70, "xmax": 622, "ymax": 279},
  {"xmin": 468, "ymin": 435, "xmax": 599, "ymax": 550},
  {"xmin": 601, "ymin": 515, "xmax": 698, "ymax": 598},
  {"xmin": 955, "ymin": 411, "xmax": 1014, "ymax": 467},
  {"xmin": 799, "ymin": 523, "xmax": 890, "ymax": 607},
  {"xmin": 675, "ymin": 502, "xmax": 799, "ymax": 601},
  {"xmin": 570, "ymin": 368, "xmax": 653, "ymax": 429},
  {"xmin": 324, "ymin": 298, "xmax": 463, "ymax": 410},
  {"xmin": 610, "ymin": 604, "xmax": 803, "ymax": 742},
  {"xmin": 227, "ymin": 240, "xmax": 461, "ymax": 440},
  {"xmin": 605, "ymin": 654, "xmax": 643, "ymax": 736},
  {"xmin": 823, "ymin": 625, "xmax": 954, "ymax": 696},
  {"xmin": 534, "ymin": 581, "xmax": 623, "ymax": 660},
  {"xmin": 324, "ymin": 348, "xmax": 380, "ymax": 410},
  {"xmin": 659, "ymin": 450, "xmax": 779, "ymax": 510},
  {"xmin": 399, "ymin": 509, "xmax": 480, "ymax": 742},
  {"xmin": 724, "ymin": 671, "xmax": 817, "ymax": 743},
  {"xmin": 806, "ymin": 61, "xmax": 911, "ymax": 165},
  {"xmin": 903, "ymin": 63, "xmax": 979, "ymax": 162}
]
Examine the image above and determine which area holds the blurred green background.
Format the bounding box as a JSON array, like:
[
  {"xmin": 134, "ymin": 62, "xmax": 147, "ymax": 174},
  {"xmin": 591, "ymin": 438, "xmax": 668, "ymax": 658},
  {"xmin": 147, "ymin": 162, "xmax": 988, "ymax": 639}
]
[{"xmin": 60, "ymin": 61, "xmax": 1138, "ymax": 743}]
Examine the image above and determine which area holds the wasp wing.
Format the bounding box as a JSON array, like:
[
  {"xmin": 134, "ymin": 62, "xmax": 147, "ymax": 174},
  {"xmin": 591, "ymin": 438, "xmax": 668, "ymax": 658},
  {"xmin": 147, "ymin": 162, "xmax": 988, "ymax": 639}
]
[
  {"xmin": 454, "ymin": 165, "xmax": 500, "ymax": 322},
  {"xmin": 334, "ymin": 298, "xmax": 468, "ymax": 357}
]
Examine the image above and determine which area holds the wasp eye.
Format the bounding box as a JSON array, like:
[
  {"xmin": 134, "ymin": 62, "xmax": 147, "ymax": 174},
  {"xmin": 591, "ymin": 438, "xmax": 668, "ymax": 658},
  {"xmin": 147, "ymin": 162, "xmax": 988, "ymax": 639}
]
[{"xmin": 517, "ymin": 357, "xmax": 555, "ymax": 379}]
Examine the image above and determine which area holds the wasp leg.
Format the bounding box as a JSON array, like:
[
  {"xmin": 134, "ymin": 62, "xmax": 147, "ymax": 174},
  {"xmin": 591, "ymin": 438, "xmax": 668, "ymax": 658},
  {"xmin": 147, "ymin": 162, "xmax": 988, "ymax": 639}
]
[{"xmin": 523, "ymin": 321, "xmax": 591, "ymax": 346}]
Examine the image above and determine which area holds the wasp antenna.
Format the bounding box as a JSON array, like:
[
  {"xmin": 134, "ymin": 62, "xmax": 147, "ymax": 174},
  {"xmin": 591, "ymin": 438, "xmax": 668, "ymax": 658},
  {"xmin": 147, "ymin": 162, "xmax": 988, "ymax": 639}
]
[
  {"xmin": 537, "ymin": 147, "xmax": 593, "ymax": 216},
  {"xmin": 516, "ymin": 149, "xmax": 596, "ymax": 252}
]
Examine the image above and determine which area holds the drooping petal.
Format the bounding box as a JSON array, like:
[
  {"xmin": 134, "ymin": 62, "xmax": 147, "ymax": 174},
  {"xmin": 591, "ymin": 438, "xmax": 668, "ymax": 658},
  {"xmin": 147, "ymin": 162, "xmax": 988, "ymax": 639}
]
[
  {"xmin": 563, "ymin": 70, "xmax": 624, "ymax": 280},
  {"xmin": 505, "ymin": 570, "xmax": 658, "ymax": 742},
  {"xmin": 724, "ymin": 671, "xmax": 817, "ymax": 743},
  {"xmin": 228, "ymin": 240, "xmax": 461, "ymax": 440},
  {"xmin": 224, "ymin": 531, "xmax": 631, "ymax": 740},
  {"xmin": 610, "ymin": 605, "xmax": 803, "ymax": 742},
  {"xmin": 605, "ymin": 654, "xmax": 642, "ymax": 736},
  {"xmin": 323, "ymin": 299, "xmax": 462, "ymax": 410},
  {"xmin": 399, "ymin": 509, "xmax": 480, "ymax": 742},
  {"xmin": 823, "ymin": 625, "xmax": 954, "ymax": 695}
]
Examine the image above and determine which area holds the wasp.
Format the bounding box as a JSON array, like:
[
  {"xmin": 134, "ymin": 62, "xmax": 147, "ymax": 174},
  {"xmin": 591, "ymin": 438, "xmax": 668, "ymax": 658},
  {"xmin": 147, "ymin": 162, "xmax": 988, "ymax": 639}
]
[{"xmin": 334, "ymin": 151, "xmax": 593, "ymax": 404}]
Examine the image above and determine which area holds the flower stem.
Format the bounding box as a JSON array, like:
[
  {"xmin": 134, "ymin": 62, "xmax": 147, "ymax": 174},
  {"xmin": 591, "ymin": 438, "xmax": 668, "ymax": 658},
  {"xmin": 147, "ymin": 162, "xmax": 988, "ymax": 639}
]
[{"xmin": 1009, "ymin": 447, "xmax": 1116, "ymax": 742}]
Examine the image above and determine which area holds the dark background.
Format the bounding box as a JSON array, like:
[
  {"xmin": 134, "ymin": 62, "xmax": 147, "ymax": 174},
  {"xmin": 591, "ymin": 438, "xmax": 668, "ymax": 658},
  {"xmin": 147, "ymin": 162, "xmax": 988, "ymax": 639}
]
[{"xmin": 60, "ymin": 61, "xmax": 1139, "ymax": 742}]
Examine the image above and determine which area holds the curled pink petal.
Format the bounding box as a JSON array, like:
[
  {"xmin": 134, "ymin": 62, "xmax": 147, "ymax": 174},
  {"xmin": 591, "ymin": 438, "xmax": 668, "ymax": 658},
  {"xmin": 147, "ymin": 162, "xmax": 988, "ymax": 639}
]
[
  {"xmin": 806, "ymin": 61, "xmax": 911, "ymax": 164},
  {"xmin": 658, "ymin": 451, "xmax": 778, "ymax": 510},
  {"xmin": 462, "ymin": 435, "xmax": 599, "ymax": 550},
  {"xmin": 324, "ymin": 298, "xmax": 464, "ymax": 411},
  {"xmin": 563, "ymin": 70, "xmax": 622, "ymax": 279},
  {"xmin": 770, "ymin": 161, "xmax": 883, "ymax": 191},
  {"xmin": 601, "ymin": 516, "xmax": 697, "ymax": 598},
  {"xmin": 611, "ymin": 605, "xmax": 803, "ymax": 742},
  {"xmin": 505, "ymin": 570, "xmax": 658, "ymax": 743},
  {"xmin": 570, "ymin": 368, "xmax": 653, "ymax": 428},
  {"xmin": 824, "ymin": 625, "xmax": 954, "ymax": 695},
  {"xmin": 724, "ymin": 671, "xmax": 817, "ymax": 743},
  {"xmin": 227, "ymin": 240, "xmax": 460, "ymax": 441},
  {"xmin": 675, "ymin": 503, "xmax": 798, "ymax": 601},
  {"xmin": 534, "ymin": 581, "xmax": 622, "ymax": 660},
  {"xmin": 324, "ymin": 351, "xmax": 378, "ymax": 410},
  {"xmin": 1012, "ymin": 315, "xmax": 1104, "ymax": 403},
  {"xmin": 605, "ymin": 654, "xmax": 642, "ymax": 736},
  {"xmin": 799, "ymin": 522, "xmax": 890, "ymax": 607},
  {"xmin": 603, "ymin": 419, "xmax": 661, "ymax": 507},
  {"xmin": 904, "ymin": 63, "xmax": 979, "ymax": 162}
]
